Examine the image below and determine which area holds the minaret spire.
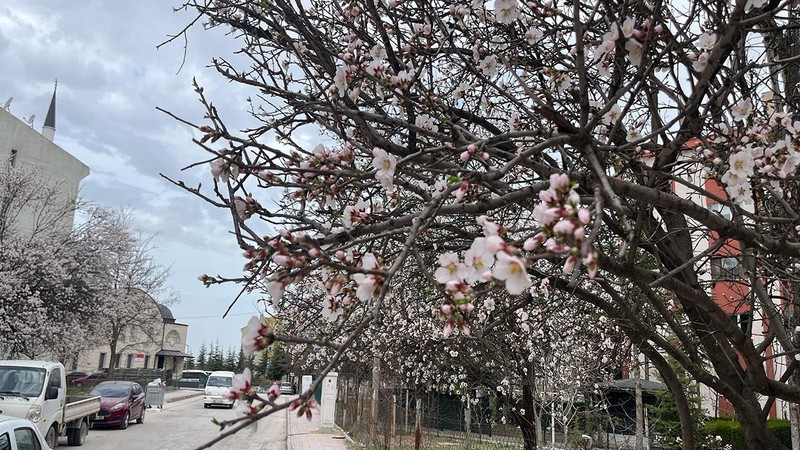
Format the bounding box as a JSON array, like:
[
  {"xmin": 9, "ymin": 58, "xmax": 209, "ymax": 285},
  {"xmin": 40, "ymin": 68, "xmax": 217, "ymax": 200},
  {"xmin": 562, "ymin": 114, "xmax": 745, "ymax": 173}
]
[{"xmin": 42, "ymin": 78, "xmax": 57, "ymax": 142}]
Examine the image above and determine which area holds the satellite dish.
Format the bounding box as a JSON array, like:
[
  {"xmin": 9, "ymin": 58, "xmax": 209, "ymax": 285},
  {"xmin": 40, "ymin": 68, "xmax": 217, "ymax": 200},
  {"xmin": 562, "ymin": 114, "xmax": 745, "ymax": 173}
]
[
  {"xmin": 2, "ymin": 97, "xmax": 11, "ymax": 111},
  {"xmin": 24, "ymin": 114, "xmax": 35, "ymax": 127}
]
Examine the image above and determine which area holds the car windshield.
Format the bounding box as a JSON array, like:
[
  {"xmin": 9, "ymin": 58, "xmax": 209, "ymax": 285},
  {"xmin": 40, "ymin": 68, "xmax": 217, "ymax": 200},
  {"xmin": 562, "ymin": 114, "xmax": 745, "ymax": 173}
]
[
  {"xmin": 0, "ymin": 366, "xmax": 46, "ymax": 397},
  {"xmin": 90, "ymin": 384, "xmax": 130, "ymax": 398},
  {"xmin": 206, "ymin": 376, "xmax": 232, "ymax": 387}
]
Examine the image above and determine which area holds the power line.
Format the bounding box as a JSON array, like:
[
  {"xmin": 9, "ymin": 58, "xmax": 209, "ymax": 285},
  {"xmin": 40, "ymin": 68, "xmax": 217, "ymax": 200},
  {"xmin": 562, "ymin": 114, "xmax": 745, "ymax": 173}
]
[{"xmin": 174, "ymin": 312, "xmax": 255, "ymax": 320}]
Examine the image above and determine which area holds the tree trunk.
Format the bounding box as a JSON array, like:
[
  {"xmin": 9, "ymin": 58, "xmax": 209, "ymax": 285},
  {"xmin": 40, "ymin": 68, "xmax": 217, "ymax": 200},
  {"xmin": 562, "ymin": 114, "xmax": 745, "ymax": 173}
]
[
  {"xmin": 634, "ymin": 351, "xmax": 644, "ymax": 450},
  {"xmin": 510, "ymin": 382, "xmax": 538, "ymax": 450}
]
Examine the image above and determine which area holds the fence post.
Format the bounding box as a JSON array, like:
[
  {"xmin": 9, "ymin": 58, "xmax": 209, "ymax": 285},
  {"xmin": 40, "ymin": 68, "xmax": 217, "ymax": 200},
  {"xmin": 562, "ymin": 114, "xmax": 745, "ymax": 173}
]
[
  {"xmin": 415, "ymin": 391, "xmax": 422, "ymax": 450},
  {"xmin": 370, "ymin": 355, "xmax": 380, "ymax": 450},
  {"xmin": 390, "ymin": 394, "xmax": 397, "ymax": 450},
  {"xmin": 465, "ymin": 394, "xmax": 472, "ymax": 450},
  {"xmin": 404, "ymin": 389, "xmax": 410, "ymax": 434}
]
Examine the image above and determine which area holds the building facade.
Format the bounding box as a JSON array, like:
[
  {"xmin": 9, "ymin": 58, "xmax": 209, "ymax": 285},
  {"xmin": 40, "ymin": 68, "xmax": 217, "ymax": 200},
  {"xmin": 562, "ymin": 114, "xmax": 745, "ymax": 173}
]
[
  {"xmin": 71, "ymin": 294, "xmax": 191, "ymax": 377},
  {"xmin": 0, "ymin": 88, "xmax": 89, "ymax": 234}
]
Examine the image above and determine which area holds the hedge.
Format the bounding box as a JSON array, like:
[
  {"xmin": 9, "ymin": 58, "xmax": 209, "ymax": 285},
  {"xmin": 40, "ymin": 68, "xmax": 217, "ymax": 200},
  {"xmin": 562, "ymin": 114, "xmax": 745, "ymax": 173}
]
[{"xmin": 703, "ymin": 419, "xmax": 792, "ymax": 450}]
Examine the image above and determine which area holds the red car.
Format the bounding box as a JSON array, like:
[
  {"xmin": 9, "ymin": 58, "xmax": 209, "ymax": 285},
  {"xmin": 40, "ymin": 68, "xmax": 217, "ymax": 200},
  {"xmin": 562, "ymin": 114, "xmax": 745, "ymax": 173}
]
[
  {"xmin": 70, "ymin": 371, "xmax": 107, "ymax": 387},
  {"xmin": 89, "ymin": 381, "xmax": 146, "ymax": 429}
]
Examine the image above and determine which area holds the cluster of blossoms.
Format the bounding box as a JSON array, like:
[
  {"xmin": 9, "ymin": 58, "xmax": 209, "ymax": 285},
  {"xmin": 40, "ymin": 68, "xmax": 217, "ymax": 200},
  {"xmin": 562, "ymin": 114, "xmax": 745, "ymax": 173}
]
[
  {"xmin": 433, "ymin": 174, "xmax": 597, "ymax": 336},
  {"xmin": 593, "ymin": 17, "xmax": 665, "ymax": 76},
  {"xmin": 701, "ymin": 109, "xmax": 800, "ymax": 205},
  {"xmin": 529, "ymin": 173, "xmax": 598, "ymax": 278},
  {"xmin": 224, "ymin": 368, "xmax": 260, "ymax": 415},
  {"xmin": 289, "ymin": 397, "xmax": 319, "ymax": 421}
]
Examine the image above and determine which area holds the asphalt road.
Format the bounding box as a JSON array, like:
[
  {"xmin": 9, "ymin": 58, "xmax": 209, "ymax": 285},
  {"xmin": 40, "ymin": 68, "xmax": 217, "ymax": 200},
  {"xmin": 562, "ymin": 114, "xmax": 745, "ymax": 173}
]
[{"xmin": 55, "ymin": 395, "xmax": 287, "ymax": 450}]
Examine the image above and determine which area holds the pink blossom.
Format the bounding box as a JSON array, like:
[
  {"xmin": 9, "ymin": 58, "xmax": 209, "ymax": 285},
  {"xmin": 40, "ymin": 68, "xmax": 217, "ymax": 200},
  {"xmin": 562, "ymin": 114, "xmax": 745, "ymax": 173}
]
[
  {"xmin": 434, "ymin": 252, "xmax": 468, "ymax": 283},
  {"xmin": 241, "ymin": 316, "xmax": 273, "ymax": 356},
  {"xmin": 562, "ymin": 255, "xmax": 577, "ymax": 274},
  {"xmin": 225, "ymin": 368, "xmax": 254, "ymax": 401},
  {"xmin": 492, "ymin": 252, "xmax": 531, "ymax": 295},
  {"xmin": 523, "ymin": 233, "xmax": 546, "ymax": 251},
  {"xmin": 578, "ymin": 208, "xmax": 591, "ymax": 224},
  {"xmin": 372, "ymin": 148, "xmax": 397, "ymax": 189},
  {"xmin": 549, "ymin": 173, "xmax": 570, "ymax": 191},
  {"xmin": 484, "ymin": 235, "xmax": 506, "ymax": 254}
]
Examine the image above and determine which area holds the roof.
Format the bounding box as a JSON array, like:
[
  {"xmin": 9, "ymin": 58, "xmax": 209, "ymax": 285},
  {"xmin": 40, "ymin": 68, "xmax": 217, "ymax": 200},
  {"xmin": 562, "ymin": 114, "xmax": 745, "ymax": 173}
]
[
  {"xmin": 0, "ymin": 360, "xmax": 60, "ymax": 370},
  {"xmin": 157, "ymin": 304, "xmax": 176, "ymax": 323},
  {"xmin": 601, "ymin": 378, "xmax": 668, "ymax": 392},
  {"xmin": 156, "ymin": 349, "xmax": 192, "ymax": 358},
  {"xmin": 43, "ymin": 85, "xmax": 56, "ymax": 129}
]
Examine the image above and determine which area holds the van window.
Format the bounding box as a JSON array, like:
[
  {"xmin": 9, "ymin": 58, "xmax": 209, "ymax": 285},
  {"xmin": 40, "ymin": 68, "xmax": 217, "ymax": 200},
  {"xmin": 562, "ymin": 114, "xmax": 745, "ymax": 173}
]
[{"xmin": 207, "ymin": 376, "xmax": 232, "ymax": 387}]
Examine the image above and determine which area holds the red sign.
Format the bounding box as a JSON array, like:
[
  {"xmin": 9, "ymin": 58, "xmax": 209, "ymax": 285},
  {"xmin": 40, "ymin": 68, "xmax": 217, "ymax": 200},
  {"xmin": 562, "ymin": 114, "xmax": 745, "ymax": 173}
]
[{"xmin": 135, "ymin": 353, "xmax": 145, "ymax": 359}]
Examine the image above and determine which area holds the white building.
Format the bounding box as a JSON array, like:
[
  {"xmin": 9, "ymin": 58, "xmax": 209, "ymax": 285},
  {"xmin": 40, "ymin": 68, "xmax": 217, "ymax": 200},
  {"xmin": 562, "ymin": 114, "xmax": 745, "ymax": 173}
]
[{"xmin": 0, "ymin": 85, "xmax": 89, "ymax": 233}]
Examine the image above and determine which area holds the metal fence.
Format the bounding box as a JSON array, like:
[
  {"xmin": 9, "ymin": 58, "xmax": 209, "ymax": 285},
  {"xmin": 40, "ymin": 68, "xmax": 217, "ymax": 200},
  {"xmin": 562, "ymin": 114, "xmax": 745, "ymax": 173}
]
[{"xmin": 334, "ymin": 377, "xmax": 526, "ymax": 450}]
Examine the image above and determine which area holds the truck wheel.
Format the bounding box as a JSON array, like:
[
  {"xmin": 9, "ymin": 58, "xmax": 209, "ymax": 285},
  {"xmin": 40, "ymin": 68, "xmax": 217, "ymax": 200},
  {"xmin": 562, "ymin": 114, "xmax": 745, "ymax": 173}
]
[
  {"xmin": 45, "ymin": 425, "xmax": 58, "ymax": 448},
  {"xmin": 118, "ymin": 412, "xmax": 130, "ymax": 430},
  {"xmin": 67, "ymin": 421, "xmax": 88, "ymax": 446}
]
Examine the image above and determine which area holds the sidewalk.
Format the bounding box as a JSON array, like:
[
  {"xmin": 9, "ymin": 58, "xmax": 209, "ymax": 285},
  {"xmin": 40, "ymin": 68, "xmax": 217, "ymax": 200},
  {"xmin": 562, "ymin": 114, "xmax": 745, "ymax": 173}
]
[
  {"xmin": 286, "ymin": 407, "xmax": 350, "ymax": 450},
  {"xmin": 164, "ymin": 387, "xmax": 204, "ymax": 404}
]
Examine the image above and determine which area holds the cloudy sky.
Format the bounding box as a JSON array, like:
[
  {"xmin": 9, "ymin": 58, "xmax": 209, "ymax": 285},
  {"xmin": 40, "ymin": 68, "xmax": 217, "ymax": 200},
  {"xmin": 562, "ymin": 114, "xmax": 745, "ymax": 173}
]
[{"xmin": 0, "ymin": 1, "xmax": 277, "ymax": 355}]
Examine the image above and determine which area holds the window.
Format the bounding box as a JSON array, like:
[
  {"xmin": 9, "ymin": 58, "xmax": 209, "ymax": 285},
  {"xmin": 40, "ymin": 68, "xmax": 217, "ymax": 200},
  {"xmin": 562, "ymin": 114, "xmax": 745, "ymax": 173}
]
[
  {"xmin": 49, "ymin": 367, "xmax": 62, "ymax": 389},
  {"xmin": 711, "ymin": 257, "xmax": 740, "ymax": 281},
  {"xmin": 0, "ymin": 432, "xmax": 9, "ymax": 450},
  {"xmin": 14, "ymin": 427, "xmax": 41, "ymax": 450},
  {"xmin": 731, "ymin": 312, "xmax": 751, "ymax": 333},
  {"xmin": 9, "ymin": 149, "xmax": 18, "ymax": 167},
  {"xmin": 126, "ymin": 354, "xmax": 133, "ymax": 368},
  {"xmin": 98, "ymin": 353, "xmax": 107, "ymax": 369},
  {"xmin": 144, "ymin": 355, "xmax": 150, "ymax": 369},
  {"xmin": 114, "ymin": 353, "xmax": 122, "ymax": 368},
  {"xmin": 708, "ymin": 202, "xmax": 733, "ymax": 220}
]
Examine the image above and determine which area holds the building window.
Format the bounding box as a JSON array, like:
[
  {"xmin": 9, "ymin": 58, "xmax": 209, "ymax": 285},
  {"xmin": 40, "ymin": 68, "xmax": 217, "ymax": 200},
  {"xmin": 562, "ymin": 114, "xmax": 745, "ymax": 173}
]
[
  {"xmin": 711, "ymin": 257, "xmax": 740, "ymax": 281},
  {"xmin": 126, "ymin": 354, "xmax": 134, "ymax": 368},
  {"xmin": 98, "ymin": 353, "xmax": 106, "ymax": 369},
  {"xmin": 144, "ymin": 355, "xmax": 150, "ymax": 369},
  {"xmin": 9, "ymin": 149, "xmax": 18, "ymax": 167},
  {"xmin": 708, "ymin": 202, "xmax": 733, "ymax": 220},
  {"xmin": 731, "ymin": 312, "xmax": 751, "ymax": 333},
  {"xmin": 114, "ymin": 353, "xmax": 122, "ymax": 368}
]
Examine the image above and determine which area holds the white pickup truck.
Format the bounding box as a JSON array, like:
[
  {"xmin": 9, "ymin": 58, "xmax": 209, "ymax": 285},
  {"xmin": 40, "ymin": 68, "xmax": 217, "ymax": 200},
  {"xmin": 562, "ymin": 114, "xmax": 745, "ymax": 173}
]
[{"xmin": 0, "ymin": 360, "xmax": 101, "ymax": 448}]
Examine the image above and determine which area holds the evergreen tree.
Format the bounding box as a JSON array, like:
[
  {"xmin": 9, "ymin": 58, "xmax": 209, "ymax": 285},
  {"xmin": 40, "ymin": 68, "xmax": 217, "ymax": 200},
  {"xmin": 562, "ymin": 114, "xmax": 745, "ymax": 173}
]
[
  {"xmin": 651, "ymin": 357, "xmax": 706, "ymax": 449},
  {"xmin": 255, "ymin": 351, "xmax": 270, "ymax": 383},
  {"xmin": 235, "ymin": 347, "xmax": 246, "ymax": 373},
  {"xmin": 196, "ymin": 342, "xmax": 207, "ymax": 370},
  {"xmin": 207, "ymin": 341, "xmax": 224, "ymax": 371},
  {"xmin": 266, "ymin": 344, "xmax": 290, "ymax": 381},
  {"xmin": 223, "ymin": 346, "xmax": 237, "ymax": 371}
]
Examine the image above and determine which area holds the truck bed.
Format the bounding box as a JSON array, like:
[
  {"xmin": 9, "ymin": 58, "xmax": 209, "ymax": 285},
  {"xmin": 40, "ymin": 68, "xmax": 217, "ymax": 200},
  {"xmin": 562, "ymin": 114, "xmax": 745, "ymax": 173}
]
[{"xmin": 64, "ymin": 395, "xmax": 101, "ymax": 424}]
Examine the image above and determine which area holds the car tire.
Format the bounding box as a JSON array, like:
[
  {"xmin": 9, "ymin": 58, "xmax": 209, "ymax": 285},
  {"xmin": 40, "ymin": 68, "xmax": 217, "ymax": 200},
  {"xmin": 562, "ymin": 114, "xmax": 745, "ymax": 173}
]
[
  {"xmin": 67, "ymin": 421, "xmax": 88, "ymax": 446},
  {"xmin": 45, "ymin": 425, "xmax": 58, "ymax": 448},
  {"xmin": 203, "ymin": 404, "xmax": 209, "ymax": 408},
  {"xmin": 119, "ymin": 412, "xmax": 130, "ymax": 430},
  {"xmin": 137, "ymin": 407, "xmax": 145, "ymax": 424}
]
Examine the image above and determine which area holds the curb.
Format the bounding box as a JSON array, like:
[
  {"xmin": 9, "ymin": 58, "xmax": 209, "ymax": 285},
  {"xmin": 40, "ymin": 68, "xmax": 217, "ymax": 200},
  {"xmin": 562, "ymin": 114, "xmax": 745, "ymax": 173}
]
[{"xmin": 165, "ymin": 391, "xmax": 203, "ymax": 403}]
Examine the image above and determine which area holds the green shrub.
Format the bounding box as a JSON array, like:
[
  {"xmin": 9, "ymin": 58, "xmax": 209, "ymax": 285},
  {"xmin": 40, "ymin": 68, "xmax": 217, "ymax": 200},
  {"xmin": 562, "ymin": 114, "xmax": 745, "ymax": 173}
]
[{"xmin": 702, "ymin": 419, "xmax": 792, "ymax": 450}]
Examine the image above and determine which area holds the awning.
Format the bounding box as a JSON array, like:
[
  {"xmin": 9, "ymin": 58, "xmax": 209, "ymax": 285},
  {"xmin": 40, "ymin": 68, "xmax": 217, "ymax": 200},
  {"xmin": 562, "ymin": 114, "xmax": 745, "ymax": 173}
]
[
  {"xmin": 156, "ymin": 349, "xmax": 192, "ymax": 358},
  {"xmin": 600, "ymin": 379, "xmax": 668, "ymax": 392}
]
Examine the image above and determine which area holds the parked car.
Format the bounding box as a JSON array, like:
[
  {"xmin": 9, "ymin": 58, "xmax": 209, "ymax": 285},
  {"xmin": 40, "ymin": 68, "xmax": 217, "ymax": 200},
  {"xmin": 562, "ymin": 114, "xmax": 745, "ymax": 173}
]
[
  {"xmin": 279, "ymin": 383, "xmax": 294, "ymax": 395},
  {"xmin": 65, "ymin": 372, "xmax": 89, "ymax": 385},
  {"xmin": 69, "ymin": 372, "xmax": 107, "ymax": 388},
  {"xmin": 0, "ymin": 415, "xmax": 52, "ymax": 450},
  {"xmin": 89, "ymin": 381, "xmax": 145, "ymax": 429}
]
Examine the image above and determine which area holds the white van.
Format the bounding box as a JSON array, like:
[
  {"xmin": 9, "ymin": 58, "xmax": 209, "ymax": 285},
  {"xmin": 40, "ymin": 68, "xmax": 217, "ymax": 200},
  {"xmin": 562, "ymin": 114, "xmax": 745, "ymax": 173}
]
[{"xmin": 203, "ymin": 371, "xmax": 234, "ymax": 409}]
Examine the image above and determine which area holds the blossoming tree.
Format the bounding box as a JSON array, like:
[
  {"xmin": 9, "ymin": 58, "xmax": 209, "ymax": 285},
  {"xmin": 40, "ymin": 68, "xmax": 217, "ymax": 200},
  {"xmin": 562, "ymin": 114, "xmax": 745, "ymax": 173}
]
[{"xmin": 166, "ymin": 0, "xmax": 800, "ymax": 448}]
